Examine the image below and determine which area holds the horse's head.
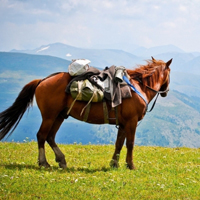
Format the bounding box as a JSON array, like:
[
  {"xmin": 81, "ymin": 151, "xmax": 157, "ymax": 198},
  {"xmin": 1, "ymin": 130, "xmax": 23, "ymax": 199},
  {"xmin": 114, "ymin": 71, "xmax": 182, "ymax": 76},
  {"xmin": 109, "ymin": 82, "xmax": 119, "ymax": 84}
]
[
  {"xmin": 127, "ymin": 57, "xmax": 172, "ymax": 99},
  {"xmin": 156, "ymin": 57, "xmax": 172, "ymax": 97}
]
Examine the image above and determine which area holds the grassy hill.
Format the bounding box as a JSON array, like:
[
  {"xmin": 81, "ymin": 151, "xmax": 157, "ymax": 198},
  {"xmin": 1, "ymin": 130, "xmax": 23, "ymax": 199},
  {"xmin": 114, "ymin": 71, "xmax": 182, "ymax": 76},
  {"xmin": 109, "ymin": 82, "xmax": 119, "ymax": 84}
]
[{"xmin": 0, "ymin": 142, "xmax": 199, "ymax": 199}]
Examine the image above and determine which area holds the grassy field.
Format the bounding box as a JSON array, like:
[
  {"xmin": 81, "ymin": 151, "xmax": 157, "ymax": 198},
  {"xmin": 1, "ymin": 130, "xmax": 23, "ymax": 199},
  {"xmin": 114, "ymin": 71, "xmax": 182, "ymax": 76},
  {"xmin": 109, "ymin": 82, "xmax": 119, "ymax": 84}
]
[{"xmin": 0, "ymin": 142, "xmax": 199, "ymax": 200}]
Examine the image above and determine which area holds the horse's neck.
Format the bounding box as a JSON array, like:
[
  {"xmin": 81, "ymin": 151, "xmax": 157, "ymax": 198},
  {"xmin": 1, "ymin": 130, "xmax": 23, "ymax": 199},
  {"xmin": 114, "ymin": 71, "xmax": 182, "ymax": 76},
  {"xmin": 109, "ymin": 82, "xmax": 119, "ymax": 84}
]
[{"xmin": 142, "ymin": 79, "xmax": 161, "ymax": 103}]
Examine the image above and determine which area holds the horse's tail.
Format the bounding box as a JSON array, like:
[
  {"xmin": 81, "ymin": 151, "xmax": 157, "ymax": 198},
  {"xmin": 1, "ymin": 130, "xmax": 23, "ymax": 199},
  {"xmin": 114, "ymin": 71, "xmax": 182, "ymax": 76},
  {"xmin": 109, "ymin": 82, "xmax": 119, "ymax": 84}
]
[{"xmin": 0, "ymin": 79, "xmax": 42, "ymax": 140}]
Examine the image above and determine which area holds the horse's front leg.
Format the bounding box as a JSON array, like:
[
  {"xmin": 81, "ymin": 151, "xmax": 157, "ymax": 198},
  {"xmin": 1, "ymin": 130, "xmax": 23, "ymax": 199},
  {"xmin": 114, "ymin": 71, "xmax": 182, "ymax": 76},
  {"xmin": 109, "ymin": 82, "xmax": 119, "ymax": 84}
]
[
  {"xmin": 125, "ymin": 120, "xmax": 137, "ymax": 170},
  {"xmin": 110, "ymin": 128, "xmax": 125, "ymax": 168}
]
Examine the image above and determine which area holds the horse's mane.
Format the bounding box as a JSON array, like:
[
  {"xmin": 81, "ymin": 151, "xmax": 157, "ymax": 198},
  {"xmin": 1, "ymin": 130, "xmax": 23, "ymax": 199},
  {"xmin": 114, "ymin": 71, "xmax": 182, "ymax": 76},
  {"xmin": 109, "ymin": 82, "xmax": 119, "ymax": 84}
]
[{"xmin": 127, "ymin": 59, "xmax": 166, "ymax": 87}]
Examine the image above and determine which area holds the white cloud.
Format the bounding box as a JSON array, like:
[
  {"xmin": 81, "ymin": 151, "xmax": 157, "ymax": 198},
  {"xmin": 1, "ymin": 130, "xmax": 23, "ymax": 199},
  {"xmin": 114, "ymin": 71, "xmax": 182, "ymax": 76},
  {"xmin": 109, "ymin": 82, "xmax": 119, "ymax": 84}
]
[{"xmin": 0, "ymin": 0, "xmax": 200, "ymax": 52}]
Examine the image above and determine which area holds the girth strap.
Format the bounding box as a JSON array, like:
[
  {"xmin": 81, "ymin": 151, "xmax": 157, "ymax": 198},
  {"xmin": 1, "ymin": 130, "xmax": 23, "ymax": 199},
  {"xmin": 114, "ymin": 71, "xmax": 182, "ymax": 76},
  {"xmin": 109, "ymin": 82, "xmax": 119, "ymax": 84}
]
[
  {"xmin": 82, "ymin": 101, "xmax": 118, "ymax": 125},
  {"xmin": 107, "ymin": 103, "xmax": 119, "ymax": 125},
  {"xmin": 103, "ymin": 102, "xmax": 109, "ymax": 124}
]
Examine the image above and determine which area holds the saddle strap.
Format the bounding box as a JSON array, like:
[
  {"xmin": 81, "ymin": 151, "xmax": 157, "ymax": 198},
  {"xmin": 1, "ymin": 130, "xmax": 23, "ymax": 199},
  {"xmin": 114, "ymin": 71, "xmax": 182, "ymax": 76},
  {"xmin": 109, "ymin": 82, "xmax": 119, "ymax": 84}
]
[
  {"xmin": 82, "ymin": 103, "xmax": 91, "ymax": 122},
  {"xmin": 103, "ymin": 102, "xmax": 119, "ymax": 125},
  {"xmin": 115, "ymin": 106, "xmax": 119, "ymax": 125},
  {"xmin": 67, "ymin": 93, "xmax": 81, "ymax": 115},
  {"xmin": 103, "ymin": 102, "xmax": 109, "ymax": 124},
  {"xmin": 111, "ymin": 106, "xmax": 119, "ymax": 125},
  {"xmin": 80, "ymin": 92, "xmax": 95, "ymax": 116},
  {"xmin": 82, "ymin": 102, "xmax": 109, "ymax": 123}
]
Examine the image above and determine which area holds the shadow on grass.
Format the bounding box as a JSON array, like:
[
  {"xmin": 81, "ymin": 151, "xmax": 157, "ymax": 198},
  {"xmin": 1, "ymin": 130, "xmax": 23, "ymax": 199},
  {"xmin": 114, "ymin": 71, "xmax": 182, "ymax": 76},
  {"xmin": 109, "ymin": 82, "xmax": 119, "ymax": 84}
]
[{"xmin": 0, "ymin": 163, "xmax": 114, "ymax": 173}]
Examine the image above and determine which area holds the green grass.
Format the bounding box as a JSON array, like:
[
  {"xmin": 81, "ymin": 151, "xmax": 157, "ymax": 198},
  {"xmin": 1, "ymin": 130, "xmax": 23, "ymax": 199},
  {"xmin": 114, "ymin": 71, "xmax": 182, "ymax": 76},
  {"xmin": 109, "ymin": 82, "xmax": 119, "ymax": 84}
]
[{"xmin": 0, "ymin": 142, "xmax": 199, "ymax": 199}]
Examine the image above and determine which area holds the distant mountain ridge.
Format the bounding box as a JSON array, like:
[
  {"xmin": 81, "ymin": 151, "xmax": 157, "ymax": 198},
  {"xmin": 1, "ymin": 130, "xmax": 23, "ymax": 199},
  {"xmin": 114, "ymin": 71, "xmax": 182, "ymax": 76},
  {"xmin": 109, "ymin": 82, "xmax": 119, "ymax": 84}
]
[
  {"xmin": 11, "ymin": 43, "xmax": 141, "ymax": 69},
  {"xmin": 9, "ymin": 42, "xmax": 200, "ymax": 97},
  {"xmin": 132, "ymin": 44, "xmax": 185, "ymax": 57},
  {"xmin": 0, "ymin": 51, "xmax": 70, "ymax": 75},
  {"xmin": 10, "ymin": 42, "xmax": 200, "ymax": 73}
]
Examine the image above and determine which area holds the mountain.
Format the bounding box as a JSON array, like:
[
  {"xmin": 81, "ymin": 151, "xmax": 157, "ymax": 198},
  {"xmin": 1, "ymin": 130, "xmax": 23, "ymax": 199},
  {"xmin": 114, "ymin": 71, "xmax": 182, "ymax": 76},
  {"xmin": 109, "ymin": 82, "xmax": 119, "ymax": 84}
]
[
  {"xmin": 170, "ymin": 71, "xmax": 200, "ymax": 97},
  {"xmin": 182, "ymin": 55, "xmax": 200, "ymax": 74},
  {"xmin": 9, "ymin": 43, "xmax": 200, "ymax": 98},
  {"xmin": 0, "ymin": 51, "xmax": 200, "ymax": 147},
  {"xmin": 132, "ymin": 44, "xmax": 184, "ymax": 58},
  {"xmin": 152, "ymin": 52, "xmax": 200, "ymax": 74},
  {"xmin": 11, "ymin": 43, "xmax": 143, "ymax": 69},
  {"xmin": 10, "ymin": 42, "xmax": 200, "ymax": 75},
  {"xmin": 0, "ymin": 51, "xmax": 70, "ymax": 75},
  {"xmin": 0, "ymin": 52, "xmax": 70, "ymax": 97},
  {"xmin": 136, "ymin": 91, "xmax": 200, "ymax": 148}
]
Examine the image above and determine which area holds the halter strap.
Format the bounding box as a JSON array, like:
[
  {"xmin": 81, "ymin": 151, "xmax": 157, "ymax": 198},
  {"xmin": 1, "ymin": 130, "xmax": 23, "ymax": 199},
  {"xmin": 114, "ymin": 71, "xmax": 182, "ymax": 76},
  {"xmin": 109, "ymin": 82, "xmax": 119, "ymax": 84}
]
[
  {"xmin": 136, "ymin": 78, "xmax": 170, "ymax": 94},
  {"xmin": 123, "ymin": 76, "xmax": 169, "ymax": 113}
]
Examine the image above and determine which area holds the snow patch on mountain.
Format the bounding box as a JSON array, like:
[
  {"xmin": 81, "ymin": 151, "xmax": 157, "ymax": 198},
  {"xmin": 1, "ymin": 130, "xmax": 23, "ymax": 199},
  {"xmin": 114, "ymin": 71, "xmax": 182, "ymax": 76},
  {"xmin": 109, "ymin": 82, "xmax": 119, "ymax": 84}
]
[{"xmin": 36, "ymin": 46, "xmax": 50, "ymax": 53}]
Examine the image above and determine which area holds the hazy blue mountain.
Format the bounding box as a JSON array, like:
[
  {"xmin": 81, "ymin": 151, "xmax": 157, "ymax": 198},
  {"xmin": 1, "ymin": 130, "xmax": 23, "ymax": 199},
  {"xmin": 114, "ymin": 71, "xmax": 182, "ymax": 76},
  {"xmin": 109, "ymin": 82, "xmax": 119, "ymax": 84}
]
[
  {"xmin": 191, "ymin": 52, "xmax": 200, "ymax": 57},
  {"xmin": 0, "ymin": 52, "xmax": 70, "ymax": 75},
  {"xmin": 132, "ymin": 44, "xmax": 184, "ymax": 58},
  {"xmin": 9, "ymin": 43, "xmax": 200, "ymax": 97},
  {"xmin": 136, "ymin": 91, "xmax": 200, "ymax": 148},
  {"xmin": 170, "ymin": 71, "xmax": 200, "ymax": 97},
  {"xmin": 11, "ymin": 43, "xmax": 143, "ymax": 69},
  {"xmin": 182, "ymin": 55, "xmax": 200, "ymax": 74},
  {"xmin": 10, "ymin": 42, "xmax": 200, "ymax": 75},
  {"xmin": 0, "ymin": 52, "xmax": 71, "ymax": 95},
  {"xmin": 152, "ymin": 52, "xmax": 199, "ymax": 74}
]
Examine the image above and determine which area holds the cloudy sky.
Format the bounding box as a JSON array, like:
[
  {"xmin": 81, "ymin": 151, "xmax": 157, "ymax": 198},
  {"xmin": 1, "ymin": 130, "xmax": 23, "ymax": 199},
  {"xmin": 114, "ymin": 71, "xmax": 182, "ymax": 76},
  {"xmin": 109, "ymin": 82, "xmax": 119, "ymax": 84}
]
[{"xmin": 1, "ymin": 0, "xmax": 200, "ymax": 52}]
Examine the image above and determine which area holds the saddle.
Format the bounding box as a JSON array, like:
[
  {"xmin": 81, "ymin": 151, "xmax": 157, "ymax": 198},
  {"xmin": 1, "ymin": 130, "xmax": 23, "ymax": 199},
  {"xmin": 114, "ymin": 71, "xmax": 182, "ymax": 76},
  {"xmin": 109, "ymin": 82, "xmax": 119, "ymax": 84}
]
[{"xmin": 65, "ymin": 59, "xmax": 132, "ymax": 122}]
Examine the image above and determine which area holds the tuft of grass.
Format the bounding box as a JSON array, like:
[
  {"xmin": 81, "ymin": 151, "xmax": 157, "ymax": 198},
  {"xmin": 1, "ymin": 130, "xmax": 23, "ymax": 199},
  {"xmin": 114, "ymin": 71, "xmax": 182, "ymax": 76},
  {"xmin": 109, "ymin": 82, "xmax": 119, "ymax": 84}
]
[{"xmin": 0, "ymin": 142, "xmax": 199, "ymax": 199}]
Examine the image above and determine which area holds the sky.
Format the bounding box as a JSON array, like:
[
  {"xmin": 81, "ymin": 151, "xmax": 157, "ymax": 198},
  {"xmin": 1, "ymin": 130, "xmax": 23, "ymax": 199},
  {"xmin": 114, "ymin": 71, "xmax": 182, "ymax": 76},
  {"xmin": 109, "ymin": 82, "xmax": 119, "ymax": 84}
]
[{"xmin": 1, "ymin": 0, "xmax": 200, "ymax": 53}]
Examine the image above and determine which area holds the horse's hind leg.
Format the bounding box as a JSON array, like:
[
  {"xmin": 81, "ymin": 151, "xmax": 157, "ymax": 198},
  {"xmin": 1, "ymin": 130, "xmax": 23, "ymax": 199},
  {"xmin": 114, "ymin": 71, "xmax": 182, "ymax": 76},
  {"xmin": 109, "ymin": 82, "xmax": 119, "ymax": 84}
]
[
  {"xmin": 37, "ymin": 118, "xmax": 55, "ymax": 168},
  {"xmin": 110, "ymin": 128, "xmax": 125, "ymax": 168},
  {"xmin": 46, "ymin": 114, "xmax": 67, "ymax": 169}
]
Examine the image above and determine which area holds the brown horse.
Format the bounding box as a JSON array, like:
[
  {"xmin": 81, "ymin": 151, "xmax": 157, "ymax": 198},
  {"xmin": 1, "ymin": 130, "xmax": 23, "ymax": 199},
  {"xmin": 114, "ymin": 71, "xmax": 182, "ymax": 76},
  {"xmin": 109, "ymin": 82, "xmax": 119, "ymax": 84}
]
[{"xmin": 0, "ymin": 57, "xmax": 172, "ymax": 170}]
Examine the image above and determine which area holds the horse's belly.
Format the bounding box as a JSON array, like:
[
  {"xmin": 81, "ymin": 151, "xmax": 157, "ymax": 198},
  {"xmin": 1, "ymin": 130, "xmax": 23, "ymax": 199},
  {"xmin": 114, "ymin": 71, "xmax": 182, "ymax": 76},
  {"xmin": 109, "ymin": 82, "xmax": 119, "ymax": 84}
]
[{"xmin": 68, "ymin": 101, "xmax": 118, "ymax": 125}]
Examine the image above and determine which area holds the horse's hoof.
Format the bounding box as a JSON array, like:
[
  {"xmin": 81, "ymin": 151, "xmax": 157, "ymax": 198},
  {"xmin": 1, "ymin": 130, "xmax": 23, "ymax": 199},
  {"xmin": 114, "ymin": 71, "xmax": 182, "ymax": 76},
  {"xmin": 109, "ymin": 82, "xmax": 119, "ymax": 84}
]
[
  {"xmin": 126, "ymin": 163, "xmax": 136, "ymax": 170},
  {"xmin": 39, "ymin": 162, "xmax": 51, "ymax": 168},
  {"xmin": 59, "ymin": 162, "xmax": 67, "ymax": 169},
  {"xmin": 110, "ymin": 159, "xmax": 119, "ymax": 168}
]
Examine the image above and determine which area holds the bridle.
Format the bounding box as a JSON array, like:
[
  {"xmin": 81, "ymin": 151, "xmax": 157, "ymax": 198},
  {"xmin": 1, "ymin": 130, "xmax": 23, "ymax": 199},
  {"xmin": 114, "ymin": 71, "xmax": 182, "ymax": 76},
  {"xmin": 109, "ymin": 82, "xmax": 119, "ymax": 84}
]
[{"xmin": 135, "ymin": 73, "xmax": 170, "ymax": 113}]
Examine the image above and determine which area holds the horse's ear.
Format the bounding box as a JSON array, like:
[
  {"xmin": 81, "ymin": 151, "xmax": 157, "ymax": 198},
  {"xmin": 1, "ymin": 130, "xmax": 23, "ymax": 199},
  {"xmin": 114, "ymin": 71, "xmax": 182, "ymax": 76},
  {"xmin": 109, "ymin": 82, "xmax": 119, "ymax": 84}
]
[
  {"xmin": 151, "ymin": 56, "xmax": 156, "ymax": 62},
  {"xmin": 166, "ymin": 58, "xmax": 173, "ymax": 69}
]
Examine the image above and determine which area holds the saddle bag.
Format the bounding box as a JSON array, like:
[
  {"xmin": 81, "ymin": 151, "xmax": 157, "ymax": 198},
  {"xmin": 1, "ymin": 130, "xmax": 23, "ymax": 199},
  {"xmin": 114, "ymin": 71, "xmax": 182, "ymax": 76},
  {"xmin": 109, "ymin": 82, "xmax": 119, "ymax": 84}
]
[
  {"xmin": 68, "ymin": 59, "xmax": 91, "ymax": 76},
  {"xmin": 70, "ymin": 79, "xmax": 104, "ymax": 102}
]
